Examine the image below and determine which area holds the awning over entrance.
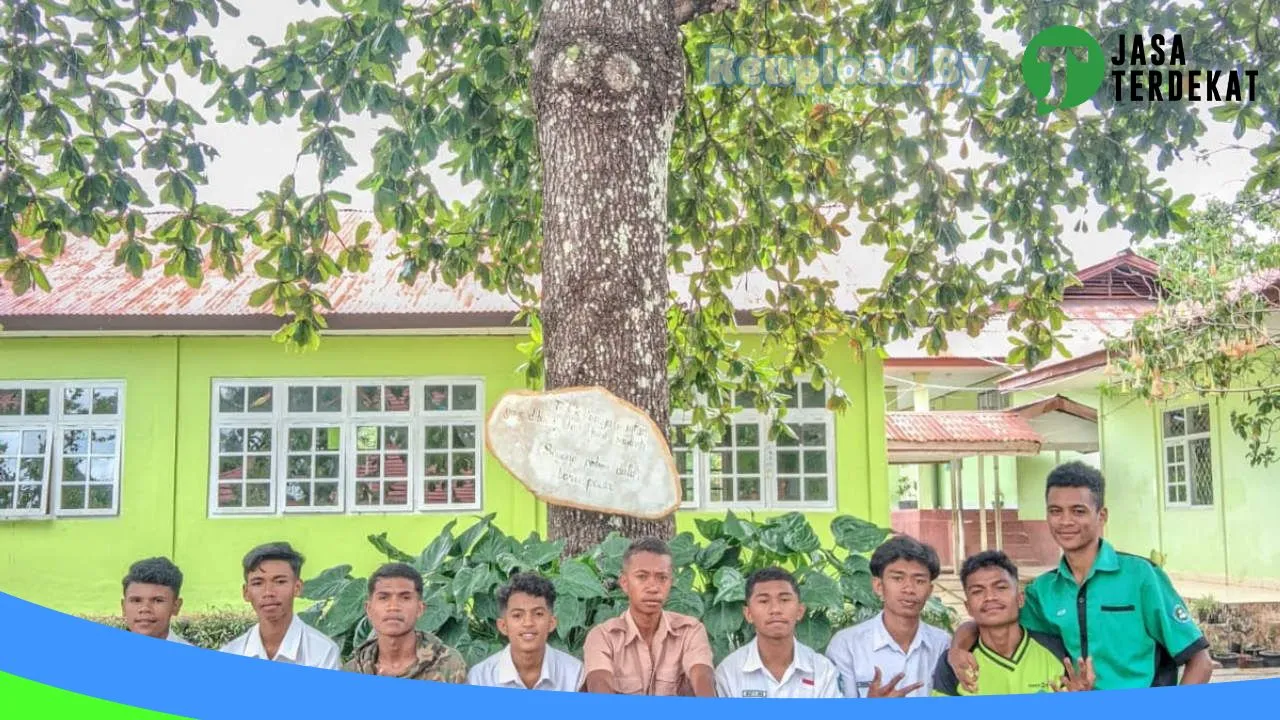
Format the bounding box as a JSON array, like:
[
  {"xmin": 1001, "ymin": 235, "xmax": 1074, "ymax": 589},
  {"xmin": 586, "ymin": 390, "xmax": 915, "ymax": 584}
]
[{"xmin": 885, "ymin": 394, "xmax": 1099, "ymax": 464}]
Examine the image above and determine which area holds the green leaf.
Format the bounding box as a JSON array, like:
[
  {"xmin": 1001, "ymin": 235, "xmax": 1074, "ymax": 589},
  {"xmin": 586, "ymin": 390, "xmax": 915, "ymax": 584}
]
[
  {"xmin": 698, "ymin": 538, "xmax": 730, "ymax": 567},
  {"xmin": 416, "ymin": 532, "xmax": 453, "ymax": 574},
  {"xmin": 712, "ymin": 567, "xmax": 747, "ymax": 604},
  {"xmin": 367, "ymin": 532, "xmax": 414, "ymax": 563},
  {"xmin": 799, "ymin": 570, "xmax": 843, "ymax": 610},
  {"xmin": 453, "ymin": 513, "xmax": 496, "ymax": 555},
  {"xmin": 521, "ymin": 537, "xmax": 565, "ymax": 568},
  {"xmin": 783, "ymin": 522, "xmax": 821, "ymax": 553},
  {"xmin": 554, "ymin": 594, "xmax": 585, "ymax": 640},
  {"xmin": 704, "ymin": 601, "xmax": 744, "ymax": 638},
  {"xmin": 555, "ymin": 559, "xmax": 606, "ymax": 599},
  {"xmin": 831, "ymin": 516, "xmax": 890, "ymax": 553},
  {"xmin": 723, "ymin": 511, "xmax": 756, "ymax": 543},
  {"xmin": 417, "ymin": 589, "xmax": 454, "ymax": 634},
  {"xmin": 665, "ymin": 586, "xmax": 707, "ymax": 617},
  {"xmin": 316, "ymin": 579, "xmax": 366, "ymax": 636},
  {"xmin": 840, "ymin": 572, "xmax": 880, "ymax": 610},
  {"xmin": 695, "ymin": 518, "xmax": 724, "ymax": 541},
  {"xmin": 301, "ymin": 564, "xmax": 353, "ymax": 600},
  {"xmin": 668, "ymin": 532, "xmax": 699, "ymax": 568},
  {"xmin": 795, "ymin": 613, "xmax": 833, "ymax": 652}
]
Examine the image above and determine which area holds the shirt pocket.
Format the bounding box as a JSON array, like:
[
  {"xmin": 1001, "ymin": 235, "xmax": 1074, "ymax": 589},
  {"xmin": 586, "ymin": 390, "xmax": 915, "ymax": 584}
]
[
  {"xmin": 614, "ymin": 674, "xmax": 646, "ymax": 695},
  {"xmin": 652, "ymin": 668, "xmax": 685, "ymax": 696}
]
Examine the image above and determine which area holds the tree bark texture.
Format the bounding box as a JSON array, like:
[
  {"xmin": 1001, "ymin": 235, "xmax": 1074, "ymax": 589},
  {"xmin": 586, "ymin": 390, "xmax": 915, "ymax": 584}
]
[{"xmin": 530, "ymin": 0, "xmax": 687, "ymax": 554}]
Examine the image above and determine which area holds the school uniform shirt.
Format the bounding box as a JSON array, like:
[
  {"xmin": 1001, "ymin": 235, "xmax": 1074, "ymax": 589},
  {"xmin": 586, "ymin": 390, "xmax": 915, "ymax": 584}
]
[
  {"xmin": 220, "ymin": 614, "xmax": 342, "ymax": 670},
  {"xmin": 931, "ymin": 628, "xmax": 1070, "ymax": 696},
  {"xmin": 1018, "ymin": 538, "xmax": 1208, "ymax": 689},
  {"xmin": 467, "ymin": 644, "xmax": 583, "ymax": 691},
  {"xmin": 714, "ymin": 637, "xmax": 841, "ymax": 698},
  {"xmin": 824, "ymin": 612, "xmax": 951, "ymax": 698},
  {"xmin": 580, "ymin": 609, "xmax": 714, "ymax": 695}
]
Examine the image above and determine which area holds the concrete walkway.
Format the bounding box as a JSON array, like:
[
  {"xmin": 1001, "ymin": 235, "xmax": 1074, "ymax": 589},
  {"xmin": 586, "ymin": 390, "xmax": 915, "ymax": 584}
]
[{"xmin": 1211, "ymin": 667, "xmax": 1280, "ymax": 683}]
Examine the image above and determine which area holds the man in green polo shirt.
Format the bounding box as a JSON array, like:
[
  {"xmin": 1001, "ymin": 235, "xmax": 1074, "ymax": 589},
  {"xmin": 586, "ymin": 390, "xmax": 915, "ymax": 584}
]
[
  {"xmin": 933, "ymin": 550, "xmax": 1094, "ymax": 695},
  {"xmin": 946, "ymin": 461, "xmax": 1212, "ymax": 691}
]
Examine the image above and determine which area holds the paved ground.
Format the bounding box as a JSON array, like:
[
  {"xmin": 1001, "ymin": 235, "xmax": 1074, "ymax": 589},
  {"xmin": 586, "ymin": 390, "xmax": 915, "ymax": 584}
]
[{"xmin": 1210, "ymin": 667, "xmax": 1280, "ymax": 683}]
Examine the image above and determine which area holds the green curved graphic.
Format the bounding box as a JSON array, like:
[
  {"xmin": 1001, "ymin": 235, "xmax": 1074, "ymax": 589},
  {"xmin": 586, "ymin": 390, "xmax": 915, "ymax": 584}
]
[
  {"xmin": 0, "ymin": 671, "xmax": 189, "ymax": 719},
  {"xmin": 1021, "ymin": 25, "xmax": 1106, "ymax": 115}
]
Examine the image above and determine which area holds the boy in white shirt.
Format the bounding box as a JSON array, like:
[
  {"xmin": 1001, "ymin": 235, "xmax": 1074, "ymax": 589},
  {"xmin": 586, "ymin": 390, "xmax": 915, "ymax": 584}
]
[
  {"xmin": 467, "ymin": 572, "xmax": 582, "ymax": 691},
  {"xmin": 714, "ymin": 567, "xmax": 840, "ymax": 698},
  {"xmin": 220, "ymin": 541, "xmax": 340, "ymax": 670}
]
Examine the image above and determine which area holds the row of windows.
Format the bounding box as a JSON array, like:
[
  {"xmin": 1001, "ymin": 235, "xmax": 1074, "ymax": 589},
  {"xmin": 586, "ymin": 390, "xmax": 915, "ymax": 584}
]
[{"xmin": 0, "ymin": 378, "xmax": 842, "ymax": 519}]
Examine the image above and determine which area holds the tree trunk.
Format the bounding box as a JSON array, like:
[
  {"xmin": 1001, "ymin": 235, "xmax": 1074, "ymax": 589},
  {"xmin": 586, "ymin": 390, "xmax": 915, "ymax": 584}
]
[{"xmin": 530, "ymin": 0, "xmax": 687, "ymax": 554}]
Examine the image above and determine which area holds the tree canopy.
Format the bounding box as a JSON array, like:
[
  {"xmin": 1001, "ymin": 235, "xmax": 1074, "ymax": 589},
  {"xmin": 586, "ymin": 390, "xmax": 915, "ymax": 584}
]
[{"xmin": 2, "ymin": 0, "xmax": 1278, "ymax": 450}]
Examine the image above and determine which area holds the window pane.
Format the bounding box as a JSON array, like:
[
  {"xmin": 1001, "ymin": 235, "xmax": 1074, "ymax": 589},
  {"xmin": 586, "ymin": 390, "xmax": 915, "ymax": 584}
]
[
  {"xmin": 777, "ymin": 477, "xmax": 801, "ymax": 501},
  {"xmin": 709, "ymin": 476, "xmax": 726, "ymax": 503},
  {"xmin": 63, "ymin": 388, "xmax": 90, "ymax": 415},
  {"xmin": 681, "ymin": 476, "xmax": 694, "ymax": 504},
  {"xmin": 355, "ymin": 481, "xmax": 380, "ymax": 505},
  {"xmin": 288, "ymin": 386, "xmax": 314, "ymax": 413},
  {"xmin": 356, "ymin": 455, "xmax": 381, "ymax": 477},
  {"xmin": 452, "ymin": 453, "xmax": 475, "ymax": 476},
  {"xmin": 738, "ymin": 476, "xmax": 761, "ymax": 501},
  {"xmin": 314, "ymin": 482, "xmax": 339, "ymax": 506},
  {"xmin": 385, "ymin": 481, "xmax": 408, "ymax": 505},
  {"xmin": 425, "ymin": 385, "xmax": 449, "ymax": 411},
  {"xmin": 425, "ymin": 453, "xmax": 448, "ymax": 476},
  {"xmin": 1189, "ymin": 405, "xmax": 1211, "ymax": 434},
  {"xmin": 0, "ymin": 432, "xmax": 16, "ymax": 454},
  {"xmin": 800, "ymin": 423, "xmax": 825, "ymax": 446},
  {"xmin": 25, "ymin": 389, "xmax": 51, "ymax": 415},
  {"xmin": 62, "ymin": 458, "xmax": 87, "ymax": 483},
  {"xmin": 356, "ymin": 386, "xmax": 381, "ymax": 412},
  {"xmin": 777, "ymin": 450, "xmax": 800, "ymax": 474},
  {"xmin": 385, "ymin": 426, "xmax": 409, "ymax": 450},
  {"xmin": 424, "ymin": 479, "xmax": 449, "ymax": 504},
  {"xmin": 1165, "ymin": 445, "xmax": 1177, "ymax": 463},
  {"xmin": 218, "ymin": 456, "xmax": 244, "ymax": 480},
  {"xmin": 245, "ymin": 483, "xmax": 271, "ymax": 507},
  {"xmin": 288, "ymin": 428, "xmax": 313, "ymax": 452},
  {"xmin": 288, "ymin": 456, "xmax": 313, "ymax": 479},
  {"xmin": 63, "ymin": 430, "xmax": 88, "ymax": 455},
  {"xmin": 246, "ymin": 428, "xmax": 272, "ymax": 452},
  {"xmin": 0, "ymin": 458, "xmax": 14, "ymax": 482},
  {"xmin": 735, "ymin": 423, "xmax": 759, "ymax": 446},
  {"xmin": 90, "ymin": 430, "xmax": 116, "ymax": 454},
  {"xmin": 779, "ymin": 385, "xmax": 798, "ymax": 408},
  {"xmin": 18, "ymin": 484, "xmax": 42, "ymax": 509},
  {"xmin": 385, "ymin": 454, "xmax": 409, "ymax": 478},
  {"xmin": 736, "ymin": 390, "xmax": 757, "ymax": 409},
  {"xmin": 19, "ymin": 458, "xmax": 44, "ymax": 482},
  {"xmin": 1191, "ymin": 438, "xmax": 1214, "ymax": 505},
  {"xmin": 89, "ymin": 458, "xmax": 115, "ymax": 483},
  {"xmin": 452, "ymin": 384, "xmax": 477, "ymax": 411},
  {"xmin": 21, "ymin": 430, "xmax": 46, "ymax": 455},
  {"xmin": 92, "ymin": 388, "xmax": 119, "ymax": 415},
  {"xmin": 286, "ymin": 482, "xmax": 312, "ymax": 507},
  {"xmin": 452, "ymin": 479, "xmax": 476, "ymax": 504},
  {"xmin": 88, "ymin": 485, "xmax": 113, "ymax": 509},
  {"xmin": 803, "ymin": 450, "xmax": 827, "ymax": 474},
  {"xmin": 805, "ymin": 476, "xmax": 829, "ymax": 502},
  {"xmin": 384, "ymin": 385, "xmax": 411, "ymax": 412},
  {"xmin": 315, "ymin": 455, "xmax": 340, "ymax": 479},
  {"xmin": 316, "ymin": 386, "xmax": 343, "ymax": 412},
  {"xmin": 452, "ymin": 425, "xmax": 476, "ymax": 449},
  {"xmin": 218, "ymin": 483, "xmax": 242, "ymax": 508},
  {"xmin": 218, "ymin": 386, "xmax": 245, "ymax": 413},
  {"xmin": 357, "ymin": 426, "xmax": 381, "ymax": 451},
  {"xmin": 0, "ymin": 486, "xmax": 11, "ymax": 508},
  {"xmin": 247, "ymin": 387, "xmax": 273, "ymax": 412},
  {"xmin": 0, "ymin": 389, "xmax": 20, "ymax": 415},
  {"xmin": 425, "ymin": 426, "xmax": 448, "ymax": 450},
  {"xmin": 735, "ymin": 450, "xmax": 758, "ymax": 474},
  {"xmin": 315, "ymin": 428, "xmax": 340, "ymax": 452},
  {"xmin": 1163, "ymin": 409, "xmax": 1185, "ymax": 437},
  {"xmin": 246, "ymin": 456, "xmax": 272, "ymax": 480},
  {"xmin": 776, "ymin": 426, "xmax": 799, "ymax": 447},
  {"xmin": 801, "ymin": 383, "xmax": 826, "ymax": 409},
  {"xmin": 219, "ymin": 428, "xmax": 244, "ymax": 453},
  {"xmin": 61, "ymin": 484, "xmax": 86, "ymax": 510}
]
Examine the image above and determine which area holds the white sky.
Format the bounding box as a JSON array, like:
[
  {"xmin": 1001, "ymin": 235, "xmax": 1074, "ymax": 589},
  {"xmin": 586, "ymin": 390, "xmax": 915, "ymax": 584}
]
[{"xmin": 182, "ymin": 3, "xmax": 1268, "ymax": 269}]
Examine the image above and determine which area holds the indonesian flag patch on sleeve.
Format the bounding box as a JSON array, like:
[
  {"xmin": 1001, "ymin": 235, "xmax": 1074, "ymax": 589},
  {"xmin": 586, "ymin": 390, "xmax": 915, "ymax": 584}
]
[{"xmin": 802, "ymin": 678, "xmax": 815, "ymax": 686}]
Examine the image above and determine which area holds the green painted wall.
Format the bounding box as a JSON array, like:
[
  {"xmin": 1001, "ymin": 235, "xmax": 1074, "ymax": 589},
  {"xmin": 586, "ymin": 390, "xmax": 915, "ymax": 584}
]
[
  {"xmin": 2, "ymin": 333, "xmax": 888, "ymax": 615},
  {"xmin": 0, "ymin": 338, "xmax": 180, "ymax": 614}
]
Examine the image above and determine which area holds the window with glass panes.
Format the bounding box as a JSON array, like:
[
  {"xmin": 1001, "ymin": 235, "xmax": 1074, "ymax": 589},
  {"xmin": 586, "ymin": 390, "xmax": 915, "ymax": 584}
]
[
  {"xmin": 674, "ymin": 382, "xmax": 835, "ymax": 509},
  {"xmin": 0, "ymin": 381, "xmax": 124, "ymax": 518},
  {"xmin": 210, "ymin": 378, "xmax": 483, "ymax": 515},
  {"xmin": 1162, "ymin": 405, "xmax": 1213, "ymax": 507}
]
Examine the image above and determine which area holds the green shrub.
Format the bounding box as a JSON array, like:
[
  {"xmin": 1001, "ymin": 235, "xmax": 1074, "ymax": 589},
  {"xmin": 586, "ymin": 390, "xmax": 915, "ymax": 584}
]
[
  {"xmin": 81, "ymin": 609, "xmax": 256, "ymax": 650},
  {"xmin": 300, "ymin": 510, "xmax": 958, "ymax": 665}
]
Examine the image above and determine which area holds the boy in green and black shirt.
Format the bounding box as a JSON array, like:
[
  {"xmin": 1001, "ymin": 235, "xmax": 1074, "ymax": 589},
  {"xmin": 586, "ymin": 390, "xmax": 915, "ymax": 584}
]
[{"xmin": 933, "ymin": 551, "xmax": 1094, "ymax": 696}]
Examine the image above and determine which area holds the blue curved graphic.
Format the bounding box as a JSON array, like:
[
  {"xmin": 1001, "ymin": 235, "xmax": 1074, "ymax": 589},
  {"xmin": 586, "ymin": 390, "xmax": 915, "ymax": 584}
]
[{"xmin": 1, "ymin": 591, "xmax": 1277, "ymax": 718}]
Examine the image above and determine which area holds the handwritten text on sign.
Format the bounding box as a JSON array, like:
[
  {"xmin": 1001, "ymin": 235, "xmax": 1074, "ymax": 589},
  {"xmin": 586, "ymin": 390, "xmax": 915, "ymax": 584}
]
[{"xmin": 486, "ymin": 387, "xmax": 681, "ymax": 519}]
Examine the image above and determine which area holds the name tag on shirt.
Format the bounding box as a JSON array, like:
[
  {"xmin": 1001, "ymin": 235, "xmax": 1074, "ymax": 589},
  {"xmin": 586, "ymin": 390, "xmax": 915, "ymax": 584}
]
[{"xmin": 742, "ymin": 690, "xmax": 767, "ymax": 698}]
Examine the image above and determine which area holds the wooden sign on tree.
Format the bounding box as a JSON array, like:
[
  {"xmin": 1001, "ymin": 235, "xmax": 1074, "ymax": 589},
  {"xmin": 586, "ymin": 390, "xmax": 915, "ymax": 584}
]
[{"xmin": 485, "ymin": 386, "xmax": 682, "ymax": 520}]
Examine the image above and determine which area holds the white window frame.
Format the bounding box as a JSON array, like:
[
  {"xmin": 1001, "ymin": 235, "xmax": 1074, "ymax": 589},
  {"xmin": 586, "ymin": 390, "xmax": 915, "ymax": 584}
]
[
  {"xmin": 208, "ymin": 377, "xmax": 484, "ymax": 517},
  {"xmin": 0, "ymin": 380, "xmax": 125, "ymax": 519},
  {"xmin": 1161, "ymin": 404, "xmax": 1214, "ymax": 508},
  {"xmin": 672, "ymin": 381, "xmax": 837, "ymax": 512}
]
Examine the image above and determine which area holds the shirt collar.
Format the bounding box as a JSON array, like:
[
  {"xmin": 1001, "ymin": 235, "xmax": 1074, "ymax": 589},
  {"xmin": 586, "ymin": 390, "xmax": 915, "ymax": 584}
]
[
  {"xmin": 246, "ymin": 615, "xmax": 303, "ymax": 661},
  {"xmin": 495, "ymin": 644, "xmax": 554, "ymax": 688},
  {"xmin": 1054, "ymin": 538, "xmax": 1119, "ymax": 583},
  {"xmin": 872, "ymin": 612, "xmax": 931, "ymax": 655},
  {"xmin": 742, "ymin": 636, "xmax": 813, "ymax": 680},
  {"xmin": 622, "ymin": 608, "xmax": 671, "ymax": 647}
]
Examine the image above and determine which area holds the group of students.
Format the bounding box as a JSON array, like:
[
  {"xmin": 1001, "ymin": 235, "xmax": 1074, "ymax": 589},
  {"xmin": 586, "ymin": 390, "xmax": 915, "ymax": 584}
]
[{"xmin": 119, "ymin": 461, "xmax": 1215, "ymax": 697}]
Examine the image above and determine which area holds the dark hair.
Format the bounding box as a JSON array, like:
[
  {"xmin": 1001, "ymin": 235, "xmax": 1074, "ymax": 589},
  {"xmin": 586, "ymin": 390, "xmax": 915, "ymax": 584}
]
[
  {"xmin": 745, "ymin": 566, "xmax": 799, "ymax": 600},
  {"xmin": 870, "ymin": 534, "xmax": 941, "ymax": 580},
  {"xmin": 622, "ymin": 537, "xmax": 671, "ymax": 569},
  {"xmin": 242, "ymin": 541, "xmax": 304, "ymax": 579},
  {"xmin": 960, "ymin": 550, "xmax": 1019, "ymax": 589},
  {"xmin": 122, "ymin": 557, "xmax": 184, "ymax": 596},
  {"xmin": 1045, "ymin": 460, "xmax": 1105, "ymax": 509},
  {"xmin": 368, "ymin": 563, "xmax": 424, "ymax": 597},
  {"xmin": 498, "ymin": 572, "xmax": 557, "ymax": 613}
]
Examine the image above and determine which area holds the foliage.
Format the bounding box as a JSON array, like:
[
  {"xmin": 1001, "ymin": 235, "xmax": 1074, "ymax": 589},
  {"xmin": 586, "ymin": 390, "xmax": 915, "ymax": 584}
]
[
  {"xmin": 2, "ymin": 1, "xmax": 1276, "ymax": 452},
  {"xmin": 1107, "ymin": 195, "xmax": 1280, "ymax": 465},
  {"xmin": 300, "ymin": 510, "xmax": 956, "ymax": 664},
  {"xmin": 84, "ymin": 608, "xmax": 257, "ymax": 650}
]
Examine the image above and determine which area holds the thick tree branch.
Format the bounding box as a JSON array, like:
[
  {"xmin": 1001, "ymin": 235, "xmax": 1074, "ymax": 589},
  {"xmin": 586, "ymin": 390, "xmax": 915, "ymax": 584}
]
[{"xmin": 673, "ymin": 0, "xmax": 738, "ymax": 25}]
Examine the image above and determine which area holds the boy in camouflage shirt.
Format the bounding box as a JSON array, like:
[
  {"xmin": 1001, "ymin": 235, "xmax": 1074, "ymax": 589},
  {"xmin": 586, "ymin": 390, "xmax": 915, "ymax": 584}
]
[{"xmin": 343, "ymin": 563, "xmax": 467, "ymax": 682}]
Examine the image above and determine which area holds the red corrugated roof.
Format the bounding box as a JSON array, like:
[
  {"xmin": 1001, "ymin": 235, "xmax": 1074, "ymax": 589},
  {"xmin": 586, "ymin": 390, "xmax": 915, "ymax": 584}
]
[
  {"xmin": 885, "ymin": 411, "xmax": 1041, "ymax": 445},
  {"xmin": 0, "ymin": 210, "xmax": 891, "ymax": 331}
]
